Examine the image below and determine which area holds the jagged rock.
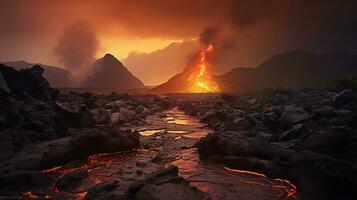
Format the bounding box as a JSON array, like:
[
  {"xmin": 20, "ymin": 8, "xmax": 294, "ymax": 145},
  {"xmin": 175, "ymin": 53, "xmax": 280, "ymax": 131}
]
[
  {"xmin": 280, "ymin": 105, "xmax": 309, "ymax": 127},
  {"xmin": 179, "ymin": 90, "xmax": 357, "ymax": 199},
  {"xmin": 104, "ymin": 100, "xmax": 124, "ymax": 111},
  {"xmin": 233, "ymin": 116, "xmax": 255, "ymax": 129},
  {"xmin": 0, "ymin": 170, "xmax": 50, "ymax": 192},
  {"xmin": 0, "ymin": 64, "xmax": 58, "ymax": 101},
  {"xmin": 0, "ymin": 128, "xmax": 140, "ymax": 170},
  {"xmin": 201, "ymin": 111, "xmax": 216, "ymax": 122},
  {"xmin": 85, "ymin": 181, "xmax": 123, "ymax": 200},
  {"xmin": 279, "ymin": 123, "xmax": 310, "ymax": 141},
  {"xmin": 91, "ymin": 108, "xmax": 110, "ymax": 124},
  {"xmin": 55, "ymin": 169, "xmax": 88, "ymax": 191},
  {"xmin": 262, "ymin": 111, "xmax": 278, "ymax": 125},
  {"xmin": 21, "ymin": 121, "xmax": 46, "ymax": 133},
  {"xmin": 334, "ymin": 89, "xmax": 355, "ymax": 103},
  {"xmin": 110, "ymin": 112, "xmax": 125, "ymax": 125},
  {"xmin": 196, "ymin": 131, "xmax": 274, "ymax": 159},
  {"xmin": 70, "ymin": 128, "xmax": 140, "ymax": 158},
  {"xmin": 85, "ymin": 167, "xmax": 208, "ymax": 200},
  {"xmin": 128, "ymin": 166, "xmax": 208, "ymax": 200},
  {"xmin": 55, "ymin": 102, "xmax": 93, "ymax": 127},
  {"xmin": 254, "ymin": 131, "xmax": 273, "ymax": 142},
  {"xmin": 311, "ymin": 106, "xmax": 336, "ymax": 119},
  {"xmin": 0, "ymin": 71, "xmax": 9, "ymax": 93},
  {"xmin": 119, "ymin": 107, "xmax": 136, "ymax": 121},
  {"xmin": 248, "ymin": 98, "xmax": 257, "ymax": 105}
]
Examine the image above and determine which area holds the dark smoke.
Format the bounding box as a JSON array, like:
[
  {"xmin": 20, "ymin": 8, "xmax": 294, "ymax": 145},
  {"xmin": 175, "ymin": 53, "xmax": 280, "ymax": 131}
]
[
  {"xmin": 199, "ymin": 27, "xmax": 220, "ymax": 46},
  {"xmin": 228, "ymin": 0, "xmax": 274, "ymax": 27},
  {"xmin": 54, "ymin": 21, "xmax": 99, "ymax": 73}
]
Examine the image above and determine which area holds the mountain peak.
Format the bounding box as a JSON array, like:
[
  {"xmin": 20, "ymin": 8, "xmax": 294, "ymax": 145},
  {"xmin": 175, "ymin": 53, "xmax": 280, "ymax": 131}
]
[
  {"xmin": 83, "ymin": 53, "xmax": 144, "ymax": 90},
  {"xmin": 101, "ymin": 53, "xmax": 124, "ymax": 66},
  {"xmin": 103, "ymin": 53, "xmax": 116, "ymax": 59}
]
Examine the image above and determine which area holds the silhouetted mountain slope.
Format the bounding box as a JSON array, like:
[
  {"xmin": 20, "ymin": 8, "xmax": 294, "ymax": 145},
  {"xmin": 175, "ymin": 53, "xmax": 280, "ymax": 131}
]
[
  {"xmin": 83, "ymin": 54, "xmax": 144, "ymax": 90},
  {"xmin": 153, "ymin": 50, "xmax": 357, "ymax": 93},
  {"xmin": 0, "ymin": 60, "xmax": 73, "ymax": 87},
  {"xmin": 219, "ymin": 50, "xmax": 357, "ymax": 92},
  {"xmin": 151, "ymin": 72, "xmax": 187, "ymax": 93}
]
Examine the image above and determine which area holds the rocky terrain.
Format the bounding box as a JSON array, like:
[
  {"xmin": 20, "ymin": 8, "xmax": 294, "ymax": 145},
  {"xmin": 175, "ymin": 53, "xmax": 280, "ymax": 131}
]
[
  {"xmin": 0, "ymin": 63, "xmax": 355, "ymax": 199},
  {"xmin": 178, "ymin": 89, "xmax": 357, "ymax": 200},
  {"xmin": 0, "ymin": 64, "xmax": 178, "ymax": 198}
]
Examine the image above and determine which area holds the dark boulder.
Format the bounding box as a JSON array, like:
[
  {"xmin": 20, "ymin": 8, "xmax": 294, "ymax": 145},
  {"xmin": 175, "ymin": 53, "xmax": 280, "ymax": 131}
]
[
  {"xmin": 0, "ymin": 71, "xmax": 9, "ymax": 93},
  {"xmin": 90, "ymin": 108, "xmax": 110, "ymax": 124},
  {"xmin": 84, "ymin": 181, "xmax": 122, "ymax": 200},
  {"xmin": 85, "ymin": 166, "xmax": 208, "ymax": 200},
  {"xmin": 1, "ymin": 128, "xmax": 140, "ymax": 170},
  {"xmin": 0, "ymin": 170, "xmax": 50, "ymax": 192},
  {"xmin": 0, "ymin": 64, "xmax": 58, "ymax": 101},
  {"xmin": 70, "ymin": 128, "xmax": 140, "ymax": 158},
  {"xmin": 55, "ymin": 169, "xmax": 88, "ymax": 191},
  {"xmin": 280, "ymin": 105, "xmax": 309, "ymax": 127},
  {"xmin": 279, "ymin": 123, "xmax": 311, "ymax": 141},
  {"xmin": 55, "ymin": 102, "xmax": 94, "ymax": 127},
  {"xmin": 128, "ymin": 166, "xmax": 208, "ymax": 200},
  {"xmin": 333, "ymin": 89, "xmax": 355, "ymax": 103}
]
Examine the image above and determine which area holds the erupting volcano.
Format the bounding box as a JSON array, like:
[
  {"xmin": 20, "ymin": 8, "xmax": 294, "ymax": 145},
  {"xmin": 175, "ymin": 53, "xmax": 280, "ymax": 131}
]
[
  {"xmin": 152, "ymin": 44, "xmax": 221, "ymax": 93},
  {"xmin": 186, "ymin": 44, "xmax": 220, "ymax": 93}
]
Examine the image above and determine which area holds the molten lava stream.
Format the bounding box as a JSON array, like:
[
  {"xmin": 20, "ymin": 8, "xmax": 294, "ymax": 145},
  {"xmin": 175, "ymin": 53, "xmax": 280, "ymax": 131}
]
[{"xmin": 188, "ymin": 44, "xmax": 220, "ymax": 93}]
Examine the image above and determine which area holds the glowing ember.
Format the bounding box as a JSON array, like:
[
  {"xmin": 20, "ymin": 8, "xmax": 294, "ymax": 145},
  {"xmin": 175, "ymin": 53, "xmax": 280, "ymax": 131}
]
[{"xmin": 187, "ymin": 44, "xmax": 220, "ymax": 93}]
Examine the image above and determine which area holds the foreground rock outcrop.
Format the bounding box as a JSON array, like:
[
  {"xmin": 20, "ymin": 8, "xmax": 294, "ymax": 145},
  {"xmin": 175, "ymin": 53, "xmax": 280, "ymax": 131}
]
[
  {"xmin": 2, "ymin": 63, "xmax": 356, "ymax": 199},
  {"xmin": 0, "ymin": 64, "xmax": 174, "ymax": 196},
  {"xmin": 1, "ymin": 60, "xmax": 74, "ymax": 87},
  {"xmin": 179, "ymin": 89, "xmax": 357, "ymax": 200}
]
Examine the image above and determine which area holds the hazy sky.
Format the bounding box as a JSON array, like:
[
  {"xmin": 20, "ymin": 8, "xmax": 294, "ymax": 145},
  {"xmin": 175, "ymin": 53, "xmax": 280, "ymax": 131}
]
[{"xmin": 1, "ymin": 0, "xmax": 356, "ymax": 85}]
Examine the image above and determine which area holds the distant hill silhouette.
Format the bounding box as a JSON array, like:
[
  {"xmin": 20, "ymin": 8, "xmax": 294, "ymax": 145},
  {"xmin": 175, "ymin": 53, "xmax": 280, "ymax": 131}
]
[
  {"xmin": 219, "ymin": 50, "xmax": 357, "ymax": 92},
  {"xmin": 0, "ymin": 60, "xmax": 73, "ymax": 87},
  {"xmin": 153, "ymin": 50, "xmax": 357, "ymax": 93},
  {"xmin": 83, "ymin": 54, "xmax": 144, "ymax": 90},
  {"xmin": 151, "ymin": 72, "xmax": 188, "ymax": 93}
]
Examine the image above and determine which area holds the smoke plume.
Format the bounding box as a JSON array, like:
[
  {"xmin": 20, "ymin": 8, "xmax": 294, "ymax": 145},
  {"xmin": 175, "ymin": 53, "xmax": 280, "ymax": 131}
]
[
  {"xmin": 199, "ymin": 27, "xmax": 220, "ymax": 46},
  {"xmin": 54, "ymin": 21, "xmax": 99, "ymax": 74}
]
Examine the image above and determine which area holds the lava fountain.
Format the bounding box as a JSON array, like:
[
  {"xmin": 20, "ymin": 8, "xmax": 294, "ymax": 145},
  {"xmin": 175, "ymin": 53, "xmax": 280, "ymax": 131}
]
[{"xmin": 186, "ymin": 44, "xmax": 220, "ymax": 93}]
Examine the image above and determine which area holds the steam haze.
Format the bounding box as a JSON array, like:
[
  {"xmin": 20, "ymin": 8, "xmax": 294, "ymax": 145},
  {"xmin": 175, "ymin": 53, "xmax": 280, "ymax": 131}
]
[{"xmin": 53, "ymin": 21, "xmax": 99, "ymax": 74}]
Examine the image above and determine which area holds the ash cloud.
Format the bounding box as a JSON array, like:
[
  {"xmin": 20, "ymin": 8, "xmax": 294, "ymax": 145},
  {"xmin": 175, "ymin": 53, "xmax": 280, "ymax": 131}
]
[
  {"xmin": 228, "ymin": 0, "xmax": 275, "ymax": 27},
  {"xmin": 199, "ymin": 27, "xmax": 220, "ymax": 46},
  {"xmin": 53, "ymin": 21, "xmax": 99, "ymax": 73}
]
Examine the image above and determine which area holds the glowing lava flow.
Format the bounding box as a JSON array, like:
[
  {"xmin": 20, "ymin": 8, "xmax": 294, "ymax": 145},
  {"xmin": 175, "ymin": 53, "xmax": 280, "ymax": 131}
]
[{"xmin": 188, "ymin": 44, "xmax": 220, "ymax": 93}]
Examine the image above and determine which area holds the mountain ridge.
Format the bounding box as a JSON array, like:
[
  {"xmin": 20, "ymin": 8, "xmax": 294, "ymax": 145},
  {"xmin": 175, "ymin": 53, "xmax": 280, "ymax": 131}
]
[{"xmin": 153, "ymin": 50, "xmax": 357, "ymax": 93}]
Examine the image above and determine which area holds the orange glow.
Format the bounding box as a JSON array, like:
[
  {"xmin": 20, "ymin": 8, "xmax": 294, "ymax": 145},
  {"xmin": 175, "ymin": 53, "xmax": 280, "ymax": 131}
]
[
  {"xmin": 76, "ymin": 191, "xmax": 88, "ymax": 200},
  {"xmin": 22, "ymin": 191, "xmax": 40, "ymax": 199},
  {"xmin": 188, "ymin": 44, "xmax": 220, "ymax": 93},
  {"xmin": 224, "ymin": 167, "xmax": 298, "ymax": 198}
]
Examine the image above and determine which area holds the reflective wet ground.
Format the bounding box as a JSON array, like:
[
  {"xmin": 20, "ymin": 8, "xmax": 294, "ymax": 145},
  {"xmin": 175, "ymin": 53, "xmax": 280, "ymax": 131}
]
[{"xmin": 23, "ymin": 107, "xmax": 298, "ymax": 199}]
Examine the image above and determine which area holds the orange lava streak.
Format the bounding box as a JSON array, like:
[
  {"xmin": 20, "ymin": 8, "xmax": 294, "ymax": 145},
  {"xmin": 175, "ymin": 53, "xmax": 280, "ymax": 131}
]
[
  {"xmin": 224, "ymin": 167, "xmax": 298, "ymax": 199},
  {"xmin": 188, "ymin": 44, "xmax": 220, "ymax": 93}
]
